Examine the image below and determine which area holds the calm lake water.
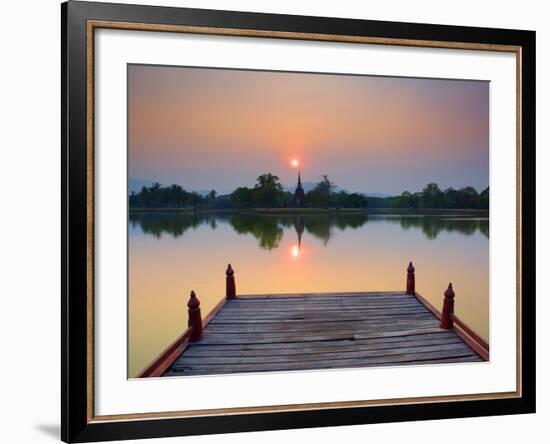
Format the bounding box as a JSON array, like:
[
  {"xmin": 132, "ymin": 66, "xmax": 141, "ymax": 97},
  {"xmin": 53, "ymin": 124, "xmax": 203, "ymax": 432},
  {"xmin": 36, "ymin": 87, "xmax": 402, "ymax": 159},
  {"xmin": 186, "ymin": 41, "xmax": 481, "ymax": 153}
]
[{"xmin": 128, "ymin": 211, "xmax": 489, "ymax": 377}]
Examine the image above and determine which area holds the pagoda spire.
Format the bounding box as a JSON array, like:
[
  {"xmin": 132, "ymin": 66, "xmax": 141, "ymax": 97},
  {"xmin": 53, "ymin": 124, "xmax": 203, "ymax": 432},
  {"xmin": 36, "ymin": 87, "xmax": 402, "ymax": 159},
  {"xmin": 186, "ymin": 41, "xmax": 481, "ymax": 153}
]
[{"xmin": 293, "ymin": 170, "xmax": 305, "ymax": 207}]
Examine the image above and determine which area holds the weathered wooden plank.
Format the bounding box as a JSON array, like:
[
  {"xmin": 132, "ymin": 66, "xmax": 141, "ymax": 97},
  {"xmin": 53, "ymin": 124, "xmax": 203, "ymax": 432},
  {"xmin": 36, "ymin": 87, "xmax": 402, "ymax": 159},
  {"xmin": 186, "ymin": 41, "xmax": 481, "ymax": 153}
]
[
  {"xmin": 217, "ymin": 312, "xmax": 429, "ymax": 321},
  {"xmin": 218, "ymin": 307, "xmax": 430, "ymax": 316},
  {"xmin": 187, "ymin": 330, "xmax": 458, "ymax": 352},
  {"xmin": 224, "ymin": 303, "xmax": 417, "ymax": 311},
  {"xmin": 228, "ymin": 295, "xmax": 416, "ymax": 304},
  {"xmin": 225, "ymin": 299, "xmax": 420, "ymax": 309},
  {"xmin": 220, "ymin": 306, "xmax": 428, "ymax": 315},
  {"xmin": 169, "ymin": 349, "xmax": 478, "ymax": 374},
  {"xmin": 165, "ymin": 354, "xmax": 483, "ymax": 376},
  {"xmin": 201, "ymin": 319, "xmax": 440, "ymax": 337},
  {"xmin": 221, "ymin": 307, "xmax": 426, "ymax": 316},
  {"xmin": 197, "ymin": 323, "xmax": 442, "ymax": 345},
  {"xmin": 352, "ymin": 326, "xmax": 447, "ymax": 341},
  {"xmin": 219, "ymin": 311, "xmax": 429, "ymax": 319},
  {"xmin": 218, "ymin": 305, "xmax": 429, "ymax": 315},
  {"xmin": 256, "ymin": 306, "xmax": 420, "ymax": 312},
  {"xmin": 212, "ymin": 318, "xmax": 430, "ymax": 327},
  {"xmin": 211, "ymin": 317, "xmax": 434, "ymax": 326},
  {"xmin": 204, "ymin": 318, "xmax": 438, "ymax": 334},
  {"xmin": 174, "ymin": 342, "xmax": 472, "ymax": 365},
  {"xmin": 216, "ymin": 311, "xmax": 433, "ymax": 324},
  {"xmin": 200, "ymin": 326, "xmax": 447, "ymax": 345},
  {"xmin": 215, "ymin": 310, "xmax": 433, "ymax": 320},
  {"xmin": 223, "ymin": 304, "xmax": 425, "ymax": 311},
  {"xmin": 235, "ymin": 292, "xmax": 406, "ymax": 300},
  {"xmin": 218, "ymin": 306, "xmax": 431, "ymax": 315},
  {"xmin": 403, "ymin": 355, "xmax": 483, "ymax": 364},
  {"xmin": 213, "ymin": 312, "xmax": 433, "ymax": 322},
  {"xmin": 182, "ymin": 336, "xmax": 463, "ymax": 358}
]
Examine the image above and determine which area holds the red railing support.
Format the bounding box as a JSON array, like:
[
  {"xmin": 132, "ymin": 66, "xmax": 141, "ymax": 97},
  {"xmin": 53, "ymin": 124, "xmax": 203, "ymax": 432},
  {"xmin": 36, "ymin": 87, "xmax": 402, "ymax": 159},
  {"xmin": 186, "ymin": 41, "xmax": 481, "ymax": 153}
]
[
  {"xmin": 406, "ymin": 262, "xmax": 415, "ymax": 295},
  {"xmin": 187, "ymin": 290, "xmax": 203, "ymax": 341},
  {"xmin": 440, "ymin": 283, "xmax": 455, "ymax": 329},
  {"xmin": 226, "ymin": 264, "xmax": 236, "ymax": 300}
]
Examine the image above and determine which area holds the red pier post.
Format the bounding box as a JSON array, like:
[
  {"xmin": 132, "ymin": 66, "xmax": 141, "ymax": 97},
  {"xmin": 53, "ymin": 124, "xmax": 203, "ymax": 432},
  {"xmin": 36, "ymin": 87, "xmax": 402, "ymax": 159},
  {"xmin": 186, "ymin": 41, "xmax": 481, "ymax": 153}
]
[
  {"xmin": 406, "ymin": 262, "xmax": 415, "ymax": 295},
  {"xmin": 226, "ymin": 264, "xmax": 236, "ymax": 300},
  {"xmin": 187, "ymin": 291, "xmax": 203, "ymax": 341},
  {"xmin": 440, "ymin": 283, "xmax": 455, "ymax": 329}
]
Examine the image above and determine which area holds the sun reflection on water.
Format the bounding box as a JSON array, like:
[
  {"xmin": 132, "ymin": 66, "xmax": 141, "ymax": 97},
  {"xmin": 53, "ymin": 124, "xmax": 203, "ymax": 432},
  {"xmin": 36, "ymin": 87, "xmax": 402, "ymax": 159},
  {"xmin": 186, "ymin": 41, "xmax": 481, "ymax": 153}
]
[{"xmin": 128, "ymin": 212, "xmax": 489, "ymax": 377}]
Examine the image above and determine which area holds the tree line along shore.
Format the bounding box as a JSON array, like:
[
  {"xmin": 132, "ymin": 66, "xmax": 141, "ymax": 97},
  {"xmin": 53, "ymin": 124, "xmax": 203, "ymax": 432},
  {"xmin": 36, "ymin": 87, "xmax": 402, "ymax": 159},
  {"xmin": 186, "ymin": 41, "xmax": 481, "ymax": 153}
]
[{"xmin": 129, "ymin": 173, "xmax": 489, "ymax": 211}]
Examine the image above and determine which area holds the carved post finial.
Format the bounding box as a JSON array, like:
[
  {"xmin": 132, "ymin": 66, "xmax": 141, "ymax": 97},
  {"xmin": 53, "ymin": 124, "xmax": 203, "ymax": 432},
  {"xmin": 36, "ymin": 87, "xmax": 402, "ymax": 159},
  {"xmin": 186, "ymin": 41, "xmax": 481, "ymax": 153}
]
[
  {"xmin": 187, "ymin": 290, "xmax": 203, "ymax": 341},
  {"xmin": 226, "ymin": 264, "xmax": 236, "ymax": 300},
  {"xmin": 440, "ymin": 283, "xmax": 455, "ymax": 329},
  {"xmin": 406, "ymin": 261, "xmax": 415, "ymax": 295}
]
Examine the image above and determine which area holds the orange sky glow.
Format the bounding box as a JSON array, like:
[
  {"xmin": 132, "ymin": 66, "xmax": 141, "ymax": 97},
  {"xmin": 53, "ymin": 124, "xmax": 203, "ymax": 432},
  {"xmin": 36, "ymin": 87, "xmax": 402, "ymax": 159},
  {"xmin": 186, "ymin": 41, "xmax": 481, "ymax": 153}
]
[{"xmin": 128, "ymin": 65, "xmax": 489, "ymax": 195}]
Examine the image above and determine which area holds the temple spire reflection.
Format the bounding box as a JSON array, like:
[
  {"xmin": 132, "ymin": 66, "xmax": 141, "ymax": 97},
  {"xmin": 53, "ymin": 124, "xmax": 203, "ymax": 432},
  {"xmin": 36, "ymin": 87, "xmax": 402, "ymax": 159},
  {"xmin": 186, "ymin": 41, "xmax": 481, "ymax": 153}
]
[{"xmin": 293, "ymin": 217, "xmax": 305, "ymax": 249}]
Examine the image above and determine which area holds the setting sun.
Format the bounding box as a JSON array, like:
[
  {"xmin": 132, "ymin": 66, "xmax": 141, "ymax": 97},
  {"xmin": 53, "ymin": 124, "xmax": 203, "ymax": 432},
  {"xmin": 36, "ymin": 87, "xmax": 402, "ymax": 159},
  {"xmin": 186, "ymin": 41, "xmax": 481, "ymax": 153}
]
[{"xmin": 126, "ymin": 63, "xmax": 491, "ymax": 379}]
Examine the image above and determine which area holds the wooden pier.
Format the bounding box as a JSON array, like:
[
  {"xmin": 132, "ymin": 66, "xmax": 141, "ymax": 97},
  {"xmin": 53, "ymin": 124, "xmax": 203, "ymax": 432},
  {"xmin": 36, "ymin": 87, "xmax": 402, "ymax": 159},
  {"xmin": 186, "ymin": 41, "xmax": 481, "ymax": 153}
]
[{"xmin": 138, "ymin": 263, "xmax": 489, "ymax": 378}]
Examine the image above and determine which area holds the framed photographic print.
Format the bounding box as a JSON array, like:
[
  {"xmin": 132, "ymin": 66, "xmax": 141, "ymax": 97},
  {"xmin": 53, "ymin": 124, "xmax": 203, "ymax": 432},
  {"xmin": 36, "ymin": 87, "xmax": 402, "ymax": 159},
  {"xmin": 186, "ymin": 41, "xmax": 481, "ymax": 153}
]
[{"xmin": 61, "ymin": 1, "xmax": 536, "ymax": 442}]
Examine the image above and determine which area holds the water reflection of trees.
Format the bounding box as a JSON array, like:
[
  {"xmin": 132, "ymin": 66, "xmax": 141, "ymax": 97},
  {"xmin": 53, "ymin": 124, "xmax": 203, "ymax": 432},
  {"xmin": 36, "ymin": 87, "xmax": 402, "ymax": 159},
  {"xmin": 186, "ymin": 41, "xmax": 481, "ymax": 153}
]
[
  {"xmin": 229, "ymin": 214, "xmax": 284, "ymax": 250},
  {"xmin": 129, "ymin": 212, "xmax": 209, "ymax": 239},
  {"xmin": 385, "ymin": 216, "xmax": 489, "ymax": 240},
  {"xmin": 129, "ymin": 211, "xmax": 488, "ymax": 248},
  {"xmin": 231, "ymin": 213, "xmax": 369, "ymax": 247}
]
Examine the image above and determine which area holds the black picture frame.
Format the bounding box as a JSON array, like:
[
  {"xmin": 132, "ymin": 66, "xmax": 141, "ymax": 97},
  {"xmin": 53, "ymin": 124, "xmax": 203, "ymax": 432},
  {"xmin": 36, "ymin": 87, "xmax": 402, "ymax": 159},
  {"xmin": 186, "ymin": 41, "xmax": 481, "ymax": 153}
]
[{"xmin": 61, "ymin": 1, "xmax": 536, "ymax": 442}]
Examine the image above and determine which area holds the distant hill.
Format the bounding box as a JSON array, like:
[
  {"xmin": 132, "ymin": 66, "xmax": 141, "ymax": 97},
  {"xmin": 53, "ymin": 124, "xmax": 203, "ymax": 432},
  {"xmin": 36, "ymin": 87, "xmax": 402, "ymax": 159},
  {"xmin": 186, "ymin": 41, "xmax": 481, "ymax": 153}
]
[{"xmin": 363, "ymin": 193, "xmax": 392, "ymax": 198}]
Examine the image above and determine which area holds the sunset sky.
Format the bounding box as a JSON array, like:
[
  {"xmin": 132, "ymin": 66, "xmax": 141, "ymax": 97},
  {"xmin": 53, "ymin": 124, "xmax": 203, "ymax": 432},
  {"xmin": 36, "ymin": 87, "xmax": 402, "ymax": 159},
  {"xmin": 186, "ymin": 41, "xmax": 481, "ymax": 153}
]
[{"xmin": 128, "ymin": 64, "xmax": 489, "ymax": 195}]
